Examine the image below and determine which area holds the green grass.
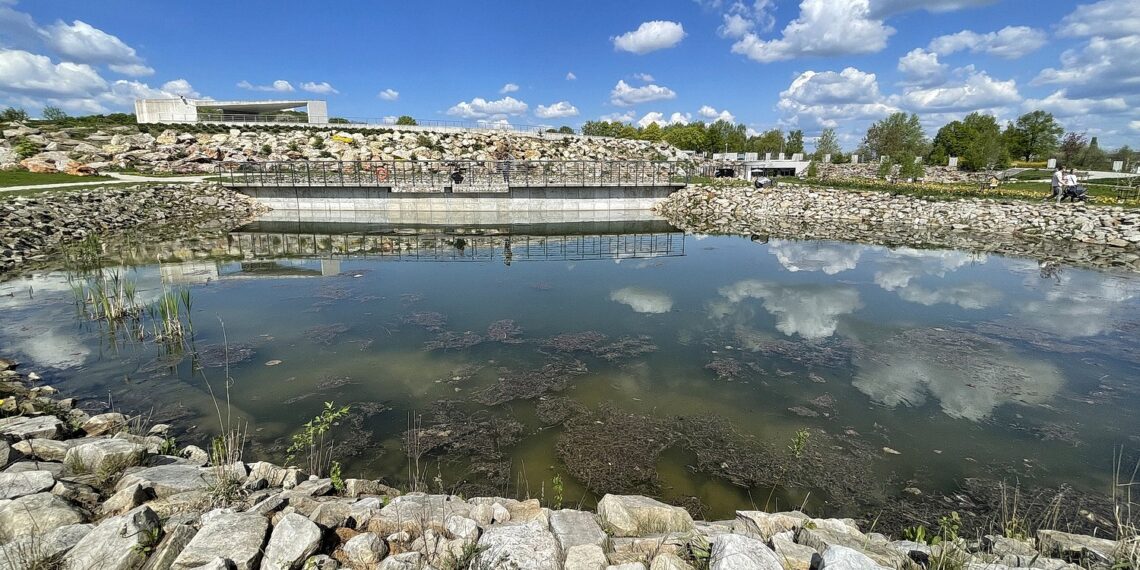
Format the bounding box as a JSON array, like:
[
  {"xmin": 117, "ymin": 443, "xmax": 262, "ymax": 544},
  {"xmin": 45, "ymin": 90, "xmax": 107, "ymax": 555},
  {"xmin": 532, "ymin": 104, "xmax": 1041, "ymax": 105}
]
[{"xmin": 0, "ymin": 170, "xmax": 113, "ymax": 187}]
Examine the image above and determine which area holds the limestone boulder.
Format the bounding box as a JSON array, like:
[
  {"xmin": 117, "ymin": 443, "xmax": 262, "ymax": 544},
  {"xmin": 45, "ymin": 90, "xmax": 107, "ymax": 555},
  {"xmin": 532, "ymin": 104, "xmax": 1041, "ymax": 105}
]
[
  {"xmin": 796, "ymin": 525, "xmax": 908, "ymax": 568},
  {"xmin": 550, "ymin": 509, "xmax": 607, "ymax": 550},
  {"xmin": 142, "ymin": 522, "xmax": 196, "ymax": 570},
  {"xmin": 1037, "ymin": 530, "xmax": 1118, "ymax": 565},
  {"xmin": 171, "ymin": 512, "xmax": 268, "ymax": 570},
  {"xmin": 564, "ymin": 544, "xmax": 608, "ymax": 570},
  {"xmin": 597, "ymin": 494, "xmax": 694, "ymax": 537},
  {"xmin": 733, "ymin": 511, "xmax": 810, "ymax": 540},
  {"xmin": 65, "ymin": 438, "xmax": 147, "ymax": 473},
  {"xmin": 0, "ymin": 492, "xmax": 85, "ymax": 539},
  {"xmin": 62, "ymin": 505, "xmax": 161, "ymax": 570},
  {"xmin": 116, "ymin": 464, "xmax": 212, "ymax": 497},
  {"xmin": 81, "ymin": 412, "xmax": 127, "ymax": 436},
  {"xmin": 708, "ymin": 534, "xmax": 783, "ymax": 570},
  {"xmin": 0, "ymin": 470, "xmax": 55, "ymax": 499},
  {"xmin": 0, "ymin": 523, "xmax": 92, "ymax": 570},
  {"xmin": 475, "ymin": 520, "xmax": 562, "ymax": 570},
  {"xmin": 262, "ymin": 513, "xmax": 322, "ymax": 570},
  {"xmin": 342, "ymin": 532, "xmax": 388, "ymax": 567},
  {"xmin": 12, "ymin": 438, "xmax": 72, "ymax": 461},
  {"xmin": 812, "ymin": 544, "xmax": 893, "ymax": 570},
  {"xmin": 650, "ymin": 552, "xmax": 696, "ymax": 570},
  {"xmin": 0, "ymin": 415, "xmax": 63, "ymax": 439},
  {"xmin": 367, "ymin": 493, "xmax": 471, "ymax": 535}
]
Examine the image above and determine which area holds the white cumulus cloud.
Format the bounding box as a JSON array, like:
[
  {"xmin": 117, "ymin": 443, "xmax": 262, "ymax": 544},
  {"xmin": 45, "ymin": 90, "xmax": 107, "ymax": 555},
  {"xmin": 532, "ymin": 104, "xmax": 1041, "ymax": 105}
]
[
  {"xmin": 869, "ymin": 0, "xmax": 998, "ymax": 17},
  {"xmin": 1057, "ymin": 0, "xmax": 1140, "ymax": 39},
  {"xmin": 892, "ymin": 68, "xmax": 1019, "ymax": 113},
  {"xmin": 636, "ymin": 111, "xmax": 691, "ymax": 127},
  {"xmin": 768, "ymin": 240, "xmax": 862, "ymax": 275},
  {"xmin": 730, "ymin": 0, "xmax": 895, "ymax": 63},
  {"xmin": 0, "ymin": 48, "xmax": 106, "ymax": 97},
  {"xmin": 535, "ymin": 101, "xmax": 579, "ymax": 118},
  {"xmin": 776, "ymin": 67, "xmax": 897, "ymax": 129},
  {"xmin": 300, "ymin": 81, "xmax": 338, "ymax": 94},
  {"xmin": 610, "ymin": 79, "xmax": 676, "ymax": 106},
  {"xmin": 565, "ymin": 71, "xmax": 577, "ymax": 80},
  {"xmin": 43, "ymin": 19, "xmax": 153, "ymax": 76},
  {"xmin": 698, "ymin": 105, "xmax": 735, "ymax": 122},
  {"xmin": 500, "ymin": 82, "xmax": 519, "ymax": 94},
  {"xmin": 237, "ymin": 79, "xmax": 294, "ymax": 92},
  {"xmin": 377, "ymin": 88, "xmax": 398, "ymax": 101},
  {"xmin": 613, "ymin": 20, "xmax": 686, "ymax": 54},
  {"xmin": 929, "ymin": 26, "xmax": 1047, "ymax": 59},
  {"xmin": 897, "ymin": 48, "xmax": 948, "ymax": 86},
  {"xmin": 446, "ymin": 96, "xmax": 528, "ymax": 119},
  {"xmin": 718, "ymin": 280, "xmax": 863, "ymax": 339},
  {"xmin": 632, "ymin": 72, "xmax": 655, "ymax": 81}
]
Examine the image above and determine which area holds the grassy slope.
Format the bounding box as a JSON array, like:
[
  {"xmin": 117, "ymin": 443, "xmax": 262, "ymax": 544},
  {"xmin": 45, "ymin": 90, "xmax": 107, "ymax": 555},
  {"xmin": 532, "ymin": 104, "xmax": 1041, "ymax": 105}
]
[{"xmin": 0, "ymin": 170, "xmax": 114, "ymax": 187}]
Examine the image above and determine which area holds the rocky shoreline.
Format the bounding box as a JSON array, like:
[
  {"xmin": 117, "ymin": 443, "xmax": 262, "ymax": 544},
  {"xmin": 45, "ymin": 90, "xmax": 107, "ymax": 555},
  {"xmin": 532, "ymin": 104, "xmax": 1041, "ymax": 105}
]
[
  {"xmin": 0, "ymin": 359, "xmax": 1134, "ymax": 570},
  {"xmin": 0, "ymin": 183, "xmax": 265, "ymax": 275},
  {"xmin": 655, "ymin": 184, "xmax": 1140, "ymax": 272}
]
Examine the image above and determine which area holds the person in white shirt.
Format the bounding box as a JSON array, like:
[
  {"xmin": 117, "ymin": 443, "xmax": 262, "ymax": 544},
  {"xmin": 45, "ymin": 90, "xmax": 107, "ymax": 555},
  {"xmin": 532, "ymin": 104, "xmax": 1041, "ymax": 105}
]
[{"xmin": 1050, "ymin": 165, "xmax": 1064, "ymax": 202}]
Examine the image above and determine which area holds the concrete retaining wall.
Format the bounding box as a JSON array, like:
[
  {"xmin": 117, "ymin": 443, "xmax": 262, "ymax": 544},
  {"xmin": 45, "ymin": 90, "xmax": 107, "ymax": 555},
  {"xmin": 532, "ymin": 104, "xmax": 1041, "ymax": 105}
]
[{"xmin": 235, "ymin": 185, "xmax": 680, "ymax": 213}]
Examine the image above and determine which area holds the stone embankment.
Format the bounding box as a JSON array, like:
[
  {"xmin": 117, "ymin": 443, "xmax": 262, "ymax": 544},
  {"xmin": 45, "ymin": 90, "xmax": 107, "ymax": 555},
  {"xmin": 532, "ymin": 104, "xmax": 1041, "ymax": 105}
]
[
  {"xmin": 1, "ymin": 123, "xmax": 687, "ymax": 175},
  {"xmin": 0, "ymin": 183, "xmax": 265, "ymax": 274},
  {"xmin": 1, "ymin": 359, "xmax": 1135, "ymax": 570},
  {"xmin": 656, "ymin": 184, "xmax": 1140, "ymax": 272}
]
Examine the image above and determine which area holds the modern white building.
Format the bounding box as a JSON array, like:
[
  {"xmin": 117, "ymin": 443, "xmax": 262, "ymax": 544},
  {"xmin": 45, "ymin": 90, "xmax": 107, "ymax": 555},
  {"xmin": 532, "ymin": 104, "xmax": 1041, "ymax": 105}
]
[
  {"xmin": 712, "ymin": 152, "xmax": 812, "ymax": 178},
  {"xmin": 134, "ymin": 98, "xmax": 328, "ymax": 125}
]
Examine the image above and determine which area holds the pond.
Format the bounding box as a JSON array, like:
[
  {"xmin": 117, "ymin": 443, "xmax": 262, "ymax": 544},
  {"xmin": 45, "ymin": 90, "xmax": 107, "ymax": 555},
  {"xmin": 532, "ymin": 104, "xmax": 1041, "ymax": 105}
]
[{"xmin": 2, "ymin": 210, "xmax": 1139, "ymax": 526}]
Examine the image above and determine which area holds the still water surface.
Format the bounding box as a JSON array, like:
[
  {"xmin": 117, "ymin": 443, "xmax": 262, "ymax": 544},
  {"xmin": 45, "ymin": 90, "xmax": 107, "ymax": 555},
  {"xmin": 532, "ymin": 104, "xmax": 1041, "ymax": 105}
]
[{"xmin": 2, "ymin": 213, "xmax": 1138, "ymax": 520}]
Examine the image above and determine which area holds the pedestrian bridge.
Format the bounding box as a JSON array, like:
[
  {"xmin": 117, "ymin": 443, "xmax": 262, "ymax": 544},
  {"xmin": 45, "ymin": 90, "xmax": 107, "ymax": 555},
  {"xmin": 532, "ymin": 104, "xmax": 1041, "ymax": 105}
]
[{"xmin": 217, "ymin": 159, "xmax": 694, "ymax": 212}]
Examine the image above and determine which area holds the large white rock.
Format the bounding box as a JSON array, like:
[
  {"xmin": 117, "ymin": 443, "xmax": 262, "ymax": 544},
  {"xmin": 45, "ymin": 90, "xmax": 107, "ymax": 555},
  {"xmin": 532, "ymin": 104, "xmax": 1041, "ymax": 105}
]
[
  {"xmin": 1037, "ymin": 530, "xmax": 1118, "ymax": 564},
  {"xmin": 796, "ymin": 525, "xmax": 907, "ymax": 568},
  {"xmin": 475, "ymin": 520, "xmax": 562, "ymax": 570},
  {"xmin": 65, "ymin": 438, "xmax": 147, "ymax": 473},
  {"xmin": 378, "ymin": 552, "xmax": 423, "ymax": 570},
  {"xmin": 0, "ymin": 492, "xmax": 85, "ymax": 539},
  {"xmin": 650, "ymin": 553, "xmax": 696, "ymax": 570},
  {"xmin": 342, "ymin": 532, "xmax": 388, "ymax": 567},
  {"xmin": 550, "ymin": 509, "xmax": 607, "ymax": 550},
  {"xmin": 564, "ymin": 544, "xmax": 608, "ymax": 570},
  {"xmin": 0, "ymin": 415, "xmax": 63, "ymax": 439},
  {"xmin": 12, "ymin": 438, "xmax": 72, "ymax": 461},
  {"xmin": 62, "ymin": 505, "xmax": 161, "ymax": 570},
  {"xmin": 597, "ymin": 495, "xmax": 694, "ymax": 537},
  {"xmin": 261, "ymin": 513, "xmax": 321, "ymax": 570},
  {"xmin": 171, "ymin": 512, "xmax": 268, "ymax": 570},
  {"xmin": 142, "ymin": 523, "xmax": 197, "ymax": 570},
  {"xmin": 814, "ymin": 544, "xmax": 893, "ymax": 570},
  {"xmin": 117, "ymin": 464, "xmax": 212, "ymax": 497},
  {"xmin": 0, "ymin": 523, "xmax": 92, "ymax": 570},
  {"xmin": 0, "ymin": 470, "xmax": 55, "ymax": 499},
  {"xmin": 710, "ymin": 534, "xmax": 783, "ymax": 570},
  {"xmin": 733, "ymin": 511, "xmax": 810, "ymax": 540},
  {"xmin": 82, "ymin": 412, "xmax": 127, "ymax": 436}
]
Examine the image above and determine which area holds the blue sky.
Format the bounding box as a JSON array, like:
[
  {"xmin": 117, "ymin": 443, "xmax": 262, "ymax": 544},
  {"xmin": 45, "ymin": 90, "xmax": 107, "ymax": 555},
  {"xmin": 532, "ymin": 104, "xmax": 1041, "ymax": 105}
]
[{"xmin": 2, "ymin": 0, "xmax": 1138, "ymax": 149}]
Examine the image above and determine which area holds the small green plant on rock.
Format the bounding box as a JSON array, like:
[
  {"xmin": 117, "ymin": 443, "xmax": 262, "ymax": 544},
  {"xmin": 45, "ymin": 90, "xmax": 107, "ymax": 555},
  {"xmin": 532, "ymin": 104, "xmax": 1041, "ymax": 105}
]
[
  {"xmin": 330, "ymin": 460, "xmax": 345, "ymax": 493},
  {"xmin": 552, "ymin": 474, "xmax": 564, "ymax": 510}
]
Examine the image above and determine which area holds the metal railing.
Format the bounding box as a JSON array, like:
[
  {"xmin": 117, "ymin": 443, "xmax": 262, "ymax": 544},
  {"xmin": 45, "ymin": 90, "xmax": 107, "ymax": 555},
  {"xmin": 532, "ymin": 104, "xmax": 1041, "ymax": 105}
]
[
  {"xmin": 148, "ymin": 113, "xmax": 555, "ymax": 134},
  {"xmin": 217, "ymin": 160, "xmax": 694, "ymax": 189}
]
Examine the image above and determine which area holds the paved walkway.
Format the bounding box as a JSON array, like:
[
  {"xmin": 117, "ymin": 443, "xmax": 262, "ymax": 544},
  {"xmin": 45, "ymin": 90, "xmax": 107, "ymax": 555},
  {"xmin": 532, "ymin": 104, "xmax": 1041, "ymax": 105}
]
[{"xmin": 0, "ymin": 172, "xmax": 209, "ymax": 193}]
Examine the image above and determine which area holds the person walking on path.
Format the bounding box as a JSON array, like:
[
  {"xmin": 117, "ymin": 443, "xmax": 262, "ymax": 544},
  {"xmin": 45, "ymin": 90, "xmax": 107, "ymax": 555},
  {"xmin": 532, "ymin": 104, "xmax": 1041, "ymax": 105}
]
[{"xmin": 1050, "ymin": 165, "xmax": 1064, "ymax": 202}]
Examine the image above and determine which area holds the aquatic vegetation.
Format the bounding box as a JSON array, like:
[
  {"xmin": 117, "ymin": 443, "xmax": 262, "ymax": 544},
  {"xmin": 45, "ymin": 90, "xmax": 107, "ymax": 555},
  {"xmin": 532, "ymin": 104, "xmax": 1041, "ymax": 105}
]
[
  {"xmin": 704, "ymin": 357, "xmax": 744, "ymax": 381},
  {"xmin": 423, "ymin": 331, "xmax": 484, "ymax": 351},
  {"xmin": 315, "ymin": 374, "xmax": 355, "ymax": 391},
  {"xmin": 400, "ymin": 311, "xmax": 448, "ymax": 331},
  {"xmin": 194, "ymin": 343, "xmax": 254, "ymax": 368},
  {"xmin": 556, "ymin": 404, "xmax": 677, "ymax": 495},
  {"xmin": 594, "ymin": 335, "xmax": 658, "ymax": 361},
  {"xmin": 486, "ymin": 319, "xmax": 524, "ymax": 343},
  {"xmin": 304, "ymin": 323, "xmax": 349, "ymax": 345},
  {"xmin": 473, "ymin": 359, "xmax": 587, "ymax": 406},
  {"xmin": 536, "ymin": 396, "xmax": 587, "ymax": 426},
  {"xmin": 539, "ymin": 330, "xmax": 607, "ymax": 352},
  {"xmin": 788, "ymin": 428, "xmax": 811, "ymax": 458}
]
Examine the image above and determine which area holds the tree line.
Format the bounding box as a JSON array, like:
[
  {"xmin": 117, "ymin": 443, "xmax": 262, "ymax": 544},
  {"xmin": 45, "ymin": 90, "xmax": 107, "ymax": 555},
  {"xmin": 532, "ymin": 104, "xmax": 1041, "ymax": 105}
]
[{"xmin": 577, "ymin": 111, "xmax": 1136, "ymax": 173}]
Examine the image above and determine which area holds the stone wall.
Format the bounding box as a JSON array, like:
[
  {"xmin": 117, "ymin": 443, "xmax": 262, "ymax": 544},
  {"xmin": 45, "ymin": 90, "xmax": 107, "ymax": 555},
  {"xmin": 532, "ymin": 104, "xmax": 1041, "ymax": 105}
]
[
  {"xmin": 1, "ymin": 122, "xmax": 689, "ymax": 175},
  {"xmin": 0, "ymin": 359, "xmax": 1134, "ymax": 570},
  {"xmin": 816, "ymin": 163, "xmax": 979, "ymax": 184},
  {"xmin": 0, "ymin": 183, "xmax": 265, "ymax": 274},
  {"xmin": 655, "ymin": 184, "xmax": 1140, "ymax": 272}
]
